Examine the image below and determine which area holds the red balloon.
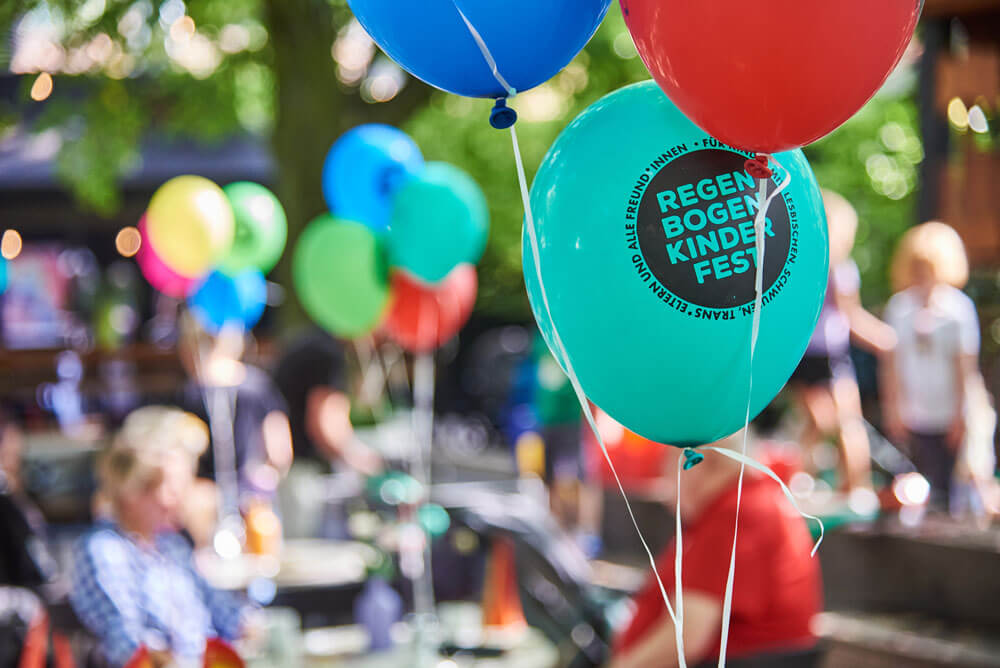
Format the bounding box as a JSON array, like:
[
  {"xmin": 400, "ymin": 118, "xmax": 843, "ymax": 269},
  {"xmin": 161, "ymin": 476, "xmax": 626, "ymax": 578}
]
[
  {"xmin": 621, "ymin": 0, "xmax": 920, "ymax": 153},
  {"xmin": 583, "ymin": 407, "xmax": 667, "ymax": 490},
  {"xmin": 383, "ymin": 264, "xmax": 477, "ymax": 352}
]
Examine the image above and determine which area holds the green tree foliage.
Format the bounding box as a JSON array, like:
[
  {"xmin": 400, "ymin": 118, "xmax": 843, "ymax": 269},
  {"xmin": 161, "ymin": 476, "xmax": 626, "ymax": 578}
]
[{"xmin": 2, "ymin": 2, "xmax": 920, "ymax": 323}]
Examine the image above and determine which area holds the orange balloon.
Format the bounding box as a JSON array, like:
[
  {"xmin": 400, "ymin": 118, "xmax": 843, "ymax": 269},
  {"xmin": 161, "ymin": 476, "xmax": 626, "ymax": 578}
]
[{"xmin": 383, "ymin": 264, "xmax": 477, "ymax": 352}]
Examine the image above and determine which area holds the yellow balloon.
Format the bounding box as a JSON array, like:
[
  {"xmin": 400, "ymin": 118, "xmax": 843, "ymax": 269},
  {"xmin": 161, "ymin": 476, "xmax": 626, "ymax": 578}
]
[{"xmin": 146, "ymin": 176, "xmax": 235, "ymax": 277}]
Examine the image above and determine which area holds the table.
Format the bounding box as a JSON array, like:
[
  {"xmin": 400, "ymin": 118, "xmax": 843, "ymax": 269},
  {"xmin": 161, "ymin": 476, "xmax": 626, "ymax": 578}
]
[
  {"xmin": 296, "ymin": 603, "xmax": 558, "ymax": 668},
  {"xmin": 197, "ymin": 539, "xmax": 376, "ymax": 628}
]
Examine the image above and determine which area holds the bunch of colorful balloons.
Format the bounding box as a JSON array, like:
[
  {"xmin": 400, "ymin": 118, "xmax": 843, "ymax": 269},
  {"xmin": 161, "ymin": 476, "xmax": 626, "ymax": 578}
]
[
  {"xmin": 137, "ymin": 176, "xmax": 286, "ymax": 333},
  {"xmin": 293, "ymin": 124, "xmax": 486, "ymax": 352},
  {"xmin": 341, "ymin": 1, "xmax": 921, "ymax": 447}
]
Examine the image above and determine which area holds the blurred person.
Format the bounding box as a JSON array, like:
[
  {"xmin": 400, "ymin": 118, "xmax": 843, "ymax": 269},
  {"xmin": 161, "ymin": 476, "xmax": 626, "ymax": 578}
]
[
  {"xmin": 178, "ymin": 314, "xmax": 293, "ymax": 503},
  {"xmin": 882, "ymin": 222, "xmax": 981, "ymax": 512},
  {"xmin": 273, "ymin": 328, "xmax": 382, "ymax": 475},
  {"xmin": 0, "ymin": 408, "xmax": 57, "ymax": 590},
  {"xmin": 71, "ymin": 407, "xmax": 255, "ymax": 667},
  {"xmin": 273, "ymin": 329, "xmax": 383, "ymax": 539},
  {"xmin": 611, "ymin": 433, "xmax": 821, "ymax": 668},
  {"xmin": 953, "ymin": 373, "xmax": 999, "ymax": 520},
  {"xmin": 788, "ymin": 190, "xmax": 896, "ymax": 492}
]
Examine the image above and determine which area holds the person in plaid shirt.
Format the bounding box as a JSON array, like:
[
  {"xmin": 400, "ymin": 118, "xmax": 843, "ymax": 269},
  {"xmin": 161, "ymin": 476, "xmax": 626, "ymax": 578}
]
[{"xmin": 70, "ymin": 407, "xmax": 251, "ymax": 667}]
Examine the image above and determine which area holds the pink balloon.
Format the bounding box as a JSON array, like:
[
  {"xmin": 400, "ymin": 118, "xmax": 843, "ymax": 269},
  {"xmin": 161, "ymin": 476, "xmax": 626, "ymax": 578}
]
[{"xmin": 136, "ymin": 215, "xmax": 199, "ymax": 298}]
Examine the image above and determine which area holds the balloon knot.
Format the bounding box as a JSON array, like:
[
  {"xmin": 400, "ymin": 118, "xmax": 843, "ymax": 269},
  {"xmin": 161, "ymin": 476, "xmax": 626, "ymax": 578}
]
[
  {"xmin": 489, "ymin": 97, "xmax": 518, "ymax": 130},
  {"xmin": 682, "ymin": 448, "xmax": 704, "ymax": 470},
  {"xmin": 744, "ymin": 154, "xmax": 773, "ymax": 179}
]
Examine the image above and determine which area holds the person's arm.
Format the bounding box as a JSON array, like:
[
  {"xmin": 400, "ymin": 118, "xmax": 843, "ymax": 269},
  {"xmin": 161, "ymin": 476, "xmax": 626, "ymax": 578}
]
[
  {"xmin": 834, "ymin": 279, "xmax": 896, "ymax": 355},
  {"xmin": 611, "ymin": 592, "xmax": 722, "ymax": 668},
  {"xmin": 306, "ymin": 387, "xmax": 382, "ymax": 475},
  {"xmin": 163, "ymin": 534, "xmax": 249, "ymax": 642},
  {"xmin": 261, "ymin": 410, "xmax": 293, "ymax": 475},
  {"xmin": 71, "ymin": 532, "xmax": 170, "ymax": 667},
  {"xmin": 878, "ymin": 297, "xmax": 906, "ymax": 443}
]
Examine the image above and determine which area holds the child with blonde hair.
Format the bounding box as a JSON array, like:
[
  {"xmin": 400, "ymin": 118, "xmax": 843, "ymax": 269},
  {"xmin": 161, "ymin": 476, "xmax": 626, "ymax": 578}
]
[
  {"xmin": 71, "ymin": 407, "xmax": 252, "ymax": 667},
  {"xmin": 881, "ymin": 222, "xmax": 982, "ymax": 512}
]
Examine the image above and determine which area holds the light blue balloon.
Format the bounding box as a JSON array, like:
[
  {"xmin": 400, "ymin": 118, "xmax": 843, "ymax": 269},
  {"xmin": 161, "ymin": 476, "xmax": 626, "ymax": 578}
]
[
  {"xmin": 523, "ymin": 81, "xmax": 829, "ymax": 447},
  {"xmin": 347, "ymin": 1, "xmax": 611, "ymax": 99},
  {"xmin": 388, "ymin": 162, "xmax": 489, "ymax": 284},
  {"xmin": 188, "ymin": 269, "xmax": 267, "ymax": 334},
  {"xmin": 0, "ymin": 258, "xmax": 7, "ymax": 294},
  {"xmin": 322, "ymin": 125, "xmax": 424, "ymax": 232}
]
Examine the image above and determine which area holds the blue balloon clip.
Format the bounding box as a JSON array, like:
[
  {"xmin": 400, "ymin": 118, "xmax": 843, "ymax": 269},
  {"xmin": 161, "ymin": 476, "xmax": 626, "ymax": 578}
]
[{"xmin": 490, "ymin": 98, "xmax": 518, "ymax": 130}]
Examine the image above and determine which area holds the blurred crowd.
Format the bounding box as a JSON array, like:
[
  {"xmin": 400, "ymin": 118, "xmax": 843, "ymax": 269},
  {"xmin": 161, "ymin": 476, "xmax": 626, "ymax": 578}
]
[{"xmin": 0, "ymin": 193, "xmax": 996, "ymax": 668}]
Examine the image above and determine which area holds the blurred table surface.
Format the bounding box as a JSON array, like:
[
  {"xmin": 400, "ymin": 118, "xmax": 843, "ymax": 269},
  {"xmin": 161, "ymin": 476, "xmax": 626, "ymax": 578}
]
[
  {"xmin": 292, "ymin": 602, "xmax": 558, "ymax": 668},
  {"xmin": 196, "ymin": 539, "xmax": 378, "ymax": 591}
]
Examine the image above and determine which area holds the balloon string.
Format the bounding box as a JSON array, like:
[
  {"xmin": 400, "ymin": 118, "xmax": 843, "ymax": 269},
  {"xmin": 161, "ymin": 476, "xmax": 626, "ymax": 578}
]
[
  {"xmin": 411, "ymin": 294, "xmax": 438, "ymax": 625},
  {"xmin": 674, "ymin": 451, "xmax": 687, "ymax": 662},
  {"xmin": 716, "ymin": 157, "xmax": 793, "ymax": 668},
  {"xmin": 449, "ymin": 1, "xmax": 517, "ymax": 97},
  {"xmin": 450, "ymin": 6, "xmax": 682, "ymax": 662},
  {"xmin": 512, "ymin": 123, "xmax": 685, "ymax": 664},
  {"xmin": 705, "ymin": 445, "xmax": 824, "ymax": 556}
]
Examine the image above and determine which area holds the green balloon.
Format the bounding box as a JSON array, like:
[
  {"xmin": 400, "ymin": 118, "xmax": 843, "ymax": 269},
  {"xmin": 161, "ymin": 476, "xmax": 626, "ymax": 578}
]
[
  {"xmin": 293, "ymin": 215, "xmax": 390, "ymax": 338},
  {"xmin": 388, "ymin": 162, "xmax": 489, "ymax": 283},
  {"xmin": 220, "ymin": 182, "xmax": 288, "ymax": 274}
]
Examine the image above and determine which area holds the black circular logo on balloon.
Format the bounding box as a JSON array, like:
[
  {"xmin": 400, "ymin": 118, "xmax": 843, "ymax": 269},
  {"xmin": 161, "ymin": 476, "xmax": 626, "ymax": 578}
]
[{"xmin": 635, "ymin": 149, "xmax": 791, "ymax": 310}]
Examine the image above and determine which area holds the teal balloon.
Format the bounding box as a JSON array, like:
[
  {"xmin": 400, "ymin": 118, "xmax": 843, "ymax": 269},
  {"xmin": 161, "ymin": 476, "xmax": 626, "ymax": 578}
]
[
  {"xmin": 220, "ymin": 182, "xmax": 287, "ymax": 274},
  {"xmin": 388, "ymin": 162, "xmax": 489, "ymax": 283},
  {"xmin": 0, "ymin": 258, "xmax": 7, "ymax": 294},
  {"xmin": 293, "ymin": 216, "xmax": 390, "ymax": 339},
  {"xmin": 523, "ymin": 81, "xmax": 828, "ymax": 446},
  {"xmin": 417, "ymin": 503, "xmax": 451, "ymax": 538}
]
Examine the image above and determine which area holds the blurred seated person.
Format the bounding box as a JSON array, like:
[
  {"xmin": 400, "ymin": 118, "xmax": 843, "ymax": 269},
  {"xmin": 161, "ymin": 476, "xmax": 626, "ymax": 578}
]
[
  {"xmin": 71, "ymin": 407, "xmax": 254, "ymax": 667},
  {"xmin": 611, "ymin": 433, "xmax": 821, "ymax": 668},
  {"xmin": 273, "ymin": 328, "xmax": 382, "ymax": 475},
  {"xmin": 178, "ymin": 314, "xmax": 293, "ymax": 504},
  {"xmin": 0, "ymin": 408, "xmax": 58, "ymax": 591}
]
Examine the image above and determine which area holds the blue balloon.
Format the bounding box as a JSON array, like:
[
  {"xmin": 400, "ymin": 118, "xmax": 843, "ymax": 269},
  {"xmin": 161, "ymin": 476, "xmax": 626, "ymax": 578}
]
[
  {"xmin": 322, "ymin": 125, "xmax": 424, "ymax": 232},
  {"xmin": 346, "ymin": 1, "xmax": 612, "ymax": 99},
  {"xmin": 523, "ymin": 81, "xmax": 829, "ymax": 446},
  {"xmin": 0, "ymin": 258, "xmax": 7, "ymax": 294},
  {"xmin": 189, "ymin": 269, "xmax": 267, "ymax": 334}
]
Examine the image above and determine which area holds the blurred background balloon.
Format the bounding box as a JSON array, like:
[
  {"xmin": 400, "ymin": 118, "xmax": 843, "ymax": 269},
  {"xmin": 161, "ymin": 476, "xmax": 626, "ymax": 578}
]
[
  {"xmin": 383, "ymin": 264, "xmax": 478, "ymax": 353},
  {"xmin": 293, "ymin": 215, "xmax": 390, "ymax": 339},
  {"xmin": 621, "ymin": 0, "xmax": 921, "ymax": 153},
  {"xmin": 583, "ymin": 406, "xmax": 668, "ymax": 490},
  {"xmin": 388, "ymin": 162, "xmax": 489, "ymax": 284},
  {"xmin": 135, "ymin": 215, "xmax": 197, "ymax": 298},
  {"xmin": 322, "ymin": 125, "xmax": 424, "ymax": 232},
  {"xmin": 523, "ymin": 82, "xmax": 829, "ymax": 446},
  {"xmin": 219, "ymin": 182, "xmax": 287, "ymax": 275},
  {"xmin": 188, "ymin": 269, "xmax": 267, "ymax": 334},
  {"xmin": 346, "ymin": 0, "xmax": 612, "ymax": 98},
  {"xmin": 145, "ymin": 175, "xmax": 235, "ymax": 278}
]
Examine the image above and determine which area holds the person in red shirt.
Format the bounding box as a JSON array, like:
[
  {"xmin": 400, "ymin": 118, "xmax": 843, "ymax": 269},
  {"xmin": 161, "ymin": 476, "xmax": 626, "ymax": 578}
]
[{"xmin": 611, "ymin": 434, "xmax": 822, "ymax": 668}]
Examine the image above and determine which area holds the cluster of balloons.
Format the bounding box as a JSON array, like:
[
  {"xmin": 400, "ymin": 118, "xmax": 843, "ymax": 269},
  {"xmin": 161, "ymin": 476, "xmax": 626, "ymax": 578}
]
[
  {"xmin": 294, "ymin": 125, "xmax": 487, "ymax": 352},
  {"xmin": 519, "ymin": 5, "xmax": 920, "ymax": 446},
  {"xmin": 137, "ymin": 176, "xmax": 286, "ymax": 333},
  {"xmin": 343, "ymin": 2, "xmax": 920, "ymax": 446}
]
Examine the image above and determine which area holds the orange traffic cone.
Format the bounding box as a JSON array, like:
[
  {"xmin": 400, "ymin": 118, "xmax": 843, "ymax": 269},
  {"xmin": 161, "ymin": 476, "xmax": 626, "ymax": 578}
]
[{"xmin": 481, "ymin": 537, "xmax": 526, "ymax": 631}]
